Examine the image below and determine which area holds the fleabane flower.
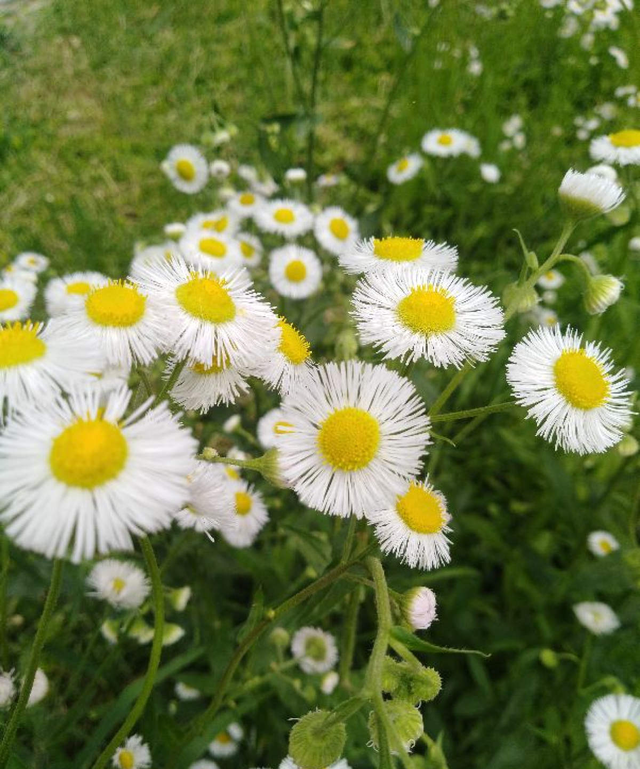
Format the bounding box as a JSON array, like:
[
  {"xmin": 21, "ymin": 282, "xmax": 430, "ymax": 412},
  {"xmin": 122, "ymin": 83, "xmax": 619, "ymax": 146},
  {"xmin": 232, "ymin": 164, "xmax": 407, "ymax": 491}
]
[
  {"xmin": 15, "ymin": 252, "xmax": 49, "ymax": 272},
  {"xmin": 185, "ymin": 210, "xmax": 239, "ymax": 237},
  {"xmin": 209, "ymin": 723, "xmax": 244, "ymax": 758},
  {"xmin": 313, "ymin": 207, "xmax": 360, "ymax": 256},
  {"xmin": 257, "ymin": 407, "xmax": 289, "ymax": 449},
  {"xmin": 162, "ymin": 144, "xmax": 209, "ymax": 194},
  {"xmin": 0, "ymin": 669, "xmax": 16, "ymax": 709},
  {"xmin": 480, "ymin": 163, "xmax": 501, "ymax": 183},
  {"xmin": 291, "ymin": 627, "xmax": 339, "ymax": 674},
  {"xmin": 506, "ymin": 326, "xmax": 632, "ymax": 454},
  {"xmin": 588, "ymin": 530, "xmax": 620, "ymax": 557},
  {"xmin": 219, "ymin": 479, "xmax": 269, "ymax": 548},
  {"xmin": 129, "ymin": 243, "xmax": 180, "ymax": 281},
  {"xmin": 52, "ymin": 280, "xmax": 165, "ymax": 368},
  {"xmin": 174, "ymin": 461, "xmax": 235, "ymax": 532},
  {"xmin": 421, "ymin": 128, "xmax": 479, "ymax": 157},
  {"xmin": 338, "ymin": 236, "xmax": 458, "ymax": 275},
  {"xmin": 0, "ymin": 385, "xmax": 197, "ymax": 562},
  {"xmin": 166, "ymin": 355, "xmax": 251, "ymax": 412},
  {"xmin": 228, "ymin": 190, "xmax": 264, "ymax": 219},
  {"xmin": 387, "ymin": 153, "xmax": 423, "ymax": 184},
  {"xmin": 44, "ymin": 271, "xmax": 109, "ymax": 317},
  {"xmin": 559, "ymin": 168, "xmax": 625, "ymax": 219},
  {"xmin": 179, "ymin": 229, "xmax": 242, "ymax": 274},
  {"xmin": 537, "ymin": 269, "xmax": 565, "ymax": 290},
  {"xmin": 574, "ymin": 601, "xmax": 621, "ymax": 635},
  {"xmin": 254, "ymin": 199, "xmax": 313, "ymax": 239},
  {"xmin": 175, "ymin": 681, "xmax": 201, "ymax": 701},
  {"xmin": 269, "ymin": 245, "xmax": 322, "ymax": 299},
  {"xmin": 112, "ymin": 734, "xmax": 151, "ymax": 769},
  {"xmin": 137, "ymin": 257, "xmax": 277, "ymax": 367},
  {"xmin": 87, "ymin": 559, "xmax": 150, "ymax": 610},
  {"xmin": 0, "ymin": 321, "xmax": 105, "ymax": 414},
  {"xmin": 584, "ymin": 274, "xmax": 624, "ymax": 315},
  {"xmin": 0, "ymin": 277, "xmax": 37, "ymax": 322},
  {"xmin": 366, "ymin": 479, "xmax": 452, "ymax": 570},
  {"xmin": 237, "ymin": 232, "xmax": 263, "ymax": 268},
  {"xmin": 26, "ymin": 668, "xmax": 49, "ymax": 707},
  {"xmin": 402, "ymin": 586, "xmax": 438, "ymax": 630},
  {"xmin": 585, "ymin": 694, "xmax": 640, "ymax": 769},
  {"xmin": 352, "ymin": 267, "xmax": 505, "ymax": 368},
  {"xmin": 257, "ymin": 318, "xmax": 313, "ymax": 394},
  {"xmin": 590, "ymin": 130, "xmax": 640, "ymax": 166},
  {"xmin": 278, "ymin": 361, "xmax": 431, "ymax": 517}
]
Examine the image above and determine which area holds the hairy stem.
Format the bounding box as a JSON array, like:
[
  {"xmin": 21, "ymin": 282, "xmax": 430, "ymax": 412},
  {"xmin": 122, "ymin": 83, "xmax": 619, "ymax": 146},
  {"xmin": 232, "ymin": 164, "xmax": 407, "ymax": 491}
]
[
  {"xmin": 430, "ymin": 401, "xmax": 515, "ymax": 423},
  {"xmin": 152, "ymin": 359, "xmax": 186, "ymax": 408}
]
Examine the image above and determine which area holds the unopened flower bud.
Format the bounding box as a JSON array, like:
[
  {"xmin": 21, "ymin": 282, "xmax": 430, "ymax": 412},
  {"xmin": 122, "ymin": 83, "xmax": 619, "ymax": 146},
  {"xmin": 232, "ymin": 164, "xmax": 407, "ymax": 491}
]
[
  {"xmin": 269, "ymin": 627, "xmax": 290, "ymax": 649},
  {"xmin": 402, "ymin": 587, "xmax": 438, "ymax": 631},
  {"xmin": 559, "ymin": 169, "xmax": 625, "ymax": 221},
  {"xmin": 503, "ymin": 283, "xmax": 539, "ymax": 314},
  {"xmin": 367, "ymin": 700, "xmax": 423, "ymax": 754},
  {"xmin": 539, "ymin": 648, "xmax": 559, "ymax": 668},
  {"xmin": 618, "ymin": 434, "xmax": 638, "ymax": 457},
  {"xmin": 256, "ymin": 448, "xmax": 287, "ymax": 488},
  {"xmin": 334, "ymin": 327, "xmax": 359, "ymax": 361},
  {"xmin": 381, "ymin": 658, "xmax": 442, "ymax": 704},
  {"xmin": 162, "ymin": 623, "xmax": 185, "ymax": 646},
  {"xmin": 584, "ymin": 274, "xmax": 623, "ymax": 315},
  {"xmin": 320, "ymin": 671, "xmax": 339, "ymax": 695},
  {"xmin": 168, "ymin": 586, "xmax": 192, "ymax": 612},
  {"xmin": 289, "ymin": 710, "xmax": 346, "ymax": 769}
]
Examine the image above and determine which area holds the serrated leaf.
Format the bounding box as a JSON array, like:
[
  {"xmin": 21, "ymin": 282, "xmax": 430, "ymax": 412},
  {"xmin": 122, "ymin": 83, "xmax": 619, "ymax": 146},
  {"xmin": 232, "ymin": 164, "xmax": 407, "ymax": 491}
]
[{"xmin": 390, "ymin": 626, "xmax": 490, "ymax": 658}]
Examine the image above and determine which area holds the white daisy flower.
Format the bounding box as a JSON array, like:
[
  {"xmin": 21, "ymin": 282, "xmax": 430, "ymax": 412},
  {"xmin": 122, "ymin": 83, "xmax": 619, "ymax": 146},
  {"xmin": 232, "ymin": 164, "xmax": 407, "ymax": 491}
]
[
  {"xmin": 162, "ymin": 623, "xmax": 185, "ymax": 646},
  {"xmin": 585, "ymin": 275, "xmax": 624, "ymax": 315},
  {"xmin": 630, "ymin": 237, "xmax": 640, "ymax": 253},
  {"xmin": 175, "ymin": 461, "xmax": 235, "ymax": 532},
  {"xmin": 175, "ymin": 681, "xmax": 201, "ymax": 701},
  {"xmin": 137, "ymin": 258, "xmax": 277, "ymax": 367},
  {"xmin": 179, "ymin": 229, "xmax": 242, "ymax": 274},
  {"xmin": 278, "ymin": 361, "xmax": 431, "ymax": 518},
  {"xmin": 168, "ymin": 586, "xmax": 191, "ymax": 611},
  {"xmin": 185, "ymin": 210, "xmax": 239, "ymax": 237},
  {"xmin": 219, "ymin": 479, "xmax": 269, "ymax": 548},
  {"xmin": 44, "ymin": 271, "xmax": 109, "ymax": 317},
  {"xmin": 237, "ymin": 232, "xmax": 263, "ymax": 268},
  {"xmin": 587, "ymin": 163, "xmax": 618, "ymax": 181},
  {"xmin": 0, "ymin": 277, "xmax": 37, "ymax": 322},
  {"xmin": 257, "ymin": 407, "xmax": 289, "ymax": 449},
  {"xmin": 279, "ymin": 759, "xmax": 350, "ymax": 769},
  {"xmin": 228, "ymin": 190, "xmax": 265, "ymax": 219},
  {"xmin": 254, "ymin": 199, "xmax": 313, "ymax": 239},
  {"xmin": 2, "ymin": 265, "xmax": 37, "ymax": 284},
  {"xmin": 403, "ymin": 586, "xmax": 438, "ymax": 630},
  {"xmin": 480, "ymin": 163, "xmax": 501, "ymax": 183},
  {"xmin": 559, "ymin": 168, "xmax": 625, "ymax": 219},
  {"xmin": 222, "ymin": 415, "xmax": 241, "ymax": 433},
  {"xmin": 269, "ymin": 245, "xmax": 322, "ymax": 300},
  {"xmin": 387, "ymin": 153, "xmax": 423, "ymax": 184},
  {"xmin": 0, "ymin": 320, "xmax": 105, "ymax": 414},
  {"xmin": 52, "ymin": 280, "xmax": 166, "ymax": 368},
  {"xmin": 112, "ymin": 734, "xmax": 151, "ymax": 769},
  {"xmin": 129, "ymin": 243, "xmax": 180, "ymax": 281},
  {"xmin": 316, "ymin": 172, "xmax": 341, "ymax": 188},
  {"xmin": 291, "ymin": 627, "xmax": 339, "ymax": 674},
  {"xmin": 532, "ymin": 307, "xmax": 559, "ymax": 328},
  {"xmin": 285, "ymin": 167, "xmax": 307, "ymax": 183},
  {"xmin": 321, "ymin": 670, "xmax": 340, "ymax": 694},
  {"xmin": 162, "ymin": 144, "xmax": 209, "ymax": 194},
  {"xmin": 15, "ymin": 252, "xmax": 49, "ymax": 272},
  {"xmin": 0, "ymin": 669, "xmax": 16, "ymax": 709},
  {"xmin": 167, "ymin": 355, "xmax": 251, "ymax": 412},
  {"xmin": 537, "ymin": 269, "xmax": 565, "ymax": 290},
  {"xmin": 590, "ymin": 130, "xmax": 640, "ymax": 166},
  {"xmin": 574, "ymin": 601, "xmax": 621, "ymax": 635},
  {"xmin": 0, "ymin": 385, "xmax": 197, "ymax": 562},
  {"xmin": 257, "ymin": 318, "xmax": 313, "ymax": 395},
  {"xmin": 210, "ymin": 159, "xmax": 231, "ymax": 178},
  {"xmin": 421, "ymin": 128, "xmax": 478, "ymax": 157},
  {"xmin": 609, "ymin": 45, "xmax": 629, "ymax": 69},
  {"xmin": 238, "ymin": 164, "xmax": 258, "ymax": 183},
  {"xmin": 313, "ymin": 207, "xmax": 360, "ymax": 256},
  {"xmin": 366, "ymin": 479, "xmax": 452, "ymax": 570},
  {"xmin": 588, "ymin": 530, "xmax": 620, "ymax": 557},
  {"xmin": 338, "ymin": 236, "xmax": 458, "ymax": 275},
  {"xmin": 506, "ymin": 326, "xmax": 633, "ymax": 454},
  {"xmin": 26, "ymin": 668, "xmax": 49, "ymax": 707},
  {"xmin": 87, "ymin": 559, "xmax": 150, "ymax": 609},
  {"xmin": 585, "ymin": 694, "xmax": 640, "ymax": 769},
  {"xmin": 164, "ymin": 222, "xmax": 186, "ymax": 240},
  {"xmin": 352, "ymin": 267, "xmax": 505, "ymax": 368},
  {"xmin": 251, "ymin": 175, "xmax": 279, "ymax": 197},
  {"xmin": 209, "ymin": 723, "xmax": 243, "ymax": 757}
]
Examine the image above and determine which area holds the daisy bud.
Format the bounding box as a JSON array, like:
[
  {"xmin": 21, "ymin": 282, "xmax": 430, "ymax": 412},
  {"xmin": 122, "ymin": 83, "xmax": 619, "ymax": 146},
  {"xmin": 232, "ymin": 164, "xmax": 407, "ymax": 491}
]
[
  {"xmin": 128, "ymin": 617, "xmax": 154, "ymax": 645},
  {"xmin": 381, "ymin": 658, "xmax": 442, "ymax": 705},
  {"xmin": 320, "ymin": 671, "xmax": 339, "ymax": 695},
  {"xmin": 584, "ymin": 274, "xmax": 623, "ymax": 315},
  {"xmin": 255, "ymin": 448, "xmax": 287, "ymax": 489},
  {"xmin": 402, "ymin": 587, "xmax": 438, "ymax": 631},
  {"xmin": 100, "ymin": 618, "xmax": 120, "ymax": 645},
  {"xmin": 503, "ymin": 282, "xmax": 538, "ymax": 314},
  {"xmin": 269, "ymin": 626, "xmax": 290, "ymax": 649},
  {"xmin": 367, "ymin": 700, "xmax": 423, "ymax": 754},
  {"xmin": 558, "ymin": 169, "xmax": 625, "ymax": 221},
  {"xmin": 539, "ymin": 649, "xmax": 559, "ymax": 669},
  {"xmin": 223, "ymin": 415, "xmax": 241, "ymax": 433},
  {"xmin": 618, "ymin": 434, "xmax": 639, "ymax": 457},
  {"xmin": 289, "ymin": 710, "xmax": 346, "ymax": 769},
  {"xmin": 168, "ymin": 586, "xmax": 192, "ymax": 612},
  {"xmin": 162, "ymin": 623, "xmax": 186, "ymax": 646}
]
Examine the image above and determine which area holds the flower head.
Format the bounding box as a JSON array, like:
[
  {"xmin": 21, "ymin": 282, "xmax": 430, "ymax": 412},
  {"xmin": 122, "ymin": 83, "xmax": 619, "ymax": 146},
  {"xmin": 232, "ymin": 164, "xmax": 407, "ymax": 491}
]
[
  {"xmin": 45, "ymin": 271, "xmax": 110, "ymax": 317},
  {"xmin": 585, "ymin": 694, "xmax": 640, "ymax": 768},
  {"xmin": 314, "ymin": 207, "xmax": 360, "ymax": 255},
  {"xmin": 0, "ymin": 277, "xmax": 37, "ymax": 322},
  {"xmin": 255, "ymin": 199, "xmax": 313, "ymax": 239},
  {"xmin": 269, "ymin": 245, "xmax": 322, "ymax": 300},
  {"xmin": 587, "ymin": 530, "xmax": 620, "ymax": 557},
  {"xmin": 88, "ymin": 559, "xmax": 150, "ymax": 609},
  {"xmin": 387, "ymin": 154, "xmax": 423, "ymax": 184},
  {"xmin": 339, "ymin": 236, "xmax": 458, "ymax": 275},
  {"xmin": 112, "ymin": 734, "xmax": 151, "ymax": 769},
  {"xmin": 291, "ymin": 627, "xmax": 339, "ymax": 674},
  {"xmin": 559, "ymin": 168, "xmax": 625, "ymax": 219},
  {"xmin": 162, "ymin": 144, "xmax": 209, "ymax": 194},
  {"xmin": 590, "ymin": 130, "xmax": 640, "ymax": 166},
  {"xmin": 574, "ymin": 601, "xmax": 620, "ymax": 635}
]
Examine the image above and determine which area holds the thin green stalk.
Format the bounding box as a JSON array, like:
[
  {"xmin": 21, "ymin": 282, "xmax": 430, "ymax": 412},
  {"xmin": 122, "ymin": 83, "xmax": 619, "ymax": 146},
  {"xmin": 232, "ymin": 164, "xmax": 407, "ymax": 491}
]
[
  {"xmin": 429, "ymin": 362, "xmax": 472, "ymax": 417},
  {"xmin": 577, "ymin": 633, "xmax": 593, "ymax": 692},
  {"xmin": 90, "ymin": 538, "xmax": 164, "ymax": 769},
  {"xmin": 363, "ymin": 557, "xmax": 391, "ymax": 692},
  {"xmin": 136, "ymin": 367, "xmax": 154, "ymax": 398},
  {"xmin": 152, "ymin": 359, "xmax": 186, "ymax": 408},
  {"xmin": 340, "ymin": 515, "xmax": 357, "ymax": 563},
  {"xmin": 430, "ymin": 401, "xmax": 515, "ymax": 424},
  {"xmin": 305, "ymin": 0, "xmax": 326, "ymax": 199},
  {"xmin": 0, "ymin": 559, "xmax": 64, "ymax": 768},
  {"xmin": 0, "ymin": 537, "xmax": 9, "ymax": 669},
  {"xmin": 275, "ymin": 0, "xmax": 308, "ymax": 109},
  {"xmin": 338, "ymin": 585, "xmax": 362, "ymax": 690}
]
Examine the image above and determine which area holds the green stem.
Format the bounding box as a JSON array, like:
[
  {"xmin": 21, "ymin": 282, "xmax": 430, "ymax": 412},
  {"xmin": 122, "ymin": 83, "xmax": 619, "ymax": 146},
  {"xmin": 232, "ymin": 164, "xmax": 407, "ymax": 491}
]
[
  {"xmin": 338, "ymin": 585, "xmax": 362, "ymax": 690},
  {"xmin": 363, "ymin": 558, "xmax": 391, "ymax": 694},
  {"xmin": 305, "ymin": 0, "xmax": 326, "ymax": 199},
  {"xmin": 430, "ymin": 401, "xmax": 515, "ymax": 424},
  {"xmin": 0, "ymin": 559, "xmax": 64, "ymax": 768},
  {"xmin": 577, "ymin": 633, "xmax": 592, "ymax": 692},
  {"xmin": 556, "ymin": 253, "xmax": 593, "ymax": 284},
  {"xmin": 90, "ymin": 538, "xmax": 164, "ymax": 769},
  {"xmin": 152, "ymin": 359, "xmax": 186, "ymax": 408},
  {"xmin": 340, "ymin": 515, "xmax": 357, "ymax": 563},
  {"xmin": 136, "ymin": 367, "xmax": 154, "ymax": 398},
  {"xmin": 429, "ymin": 362, "xmax": 472, "ymax": 417},
  {"xmin": 0, "ymin": 537, "xmax": 9, "ymax": 669}
]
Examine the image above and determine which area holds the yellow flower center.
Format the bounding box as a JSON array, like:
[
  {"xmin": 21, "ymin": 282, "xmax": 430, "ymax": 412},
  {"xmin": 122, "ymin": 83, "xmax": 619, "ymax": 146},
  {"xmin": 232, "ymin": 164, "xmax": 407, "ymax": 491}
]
[
  {"xmin": 235, "ymin": 492, "xmax": 252, "ymax": 516},
  {"xmin": 278, "ymin": 319, "xmax": 311, "ymax": 364},
  {"xmin": 118, "ymin": 750, "xmax": 135, "ymax": 769},
  {"xmin": 240, "ymin": 241, "xmax": 255, "ymax": 258},
  {"xmin": 600, "ymin": 540, "xmax": 613, "ymax": 554},
  {"xmin": 175, "ymin": 275, "xmax": 236, "ymax": 323},
  {"xmin": 202, "ymin": 215, "xmax": 228, "ymax": 232},
  {"xmin": 609, "ymin": 130, "xmax": 640, "ymax": 148},
  {"xmin": 284, "ymin": 259, "xmax": 307, "ymax": 283},
  {"xmin": 317, "ymin": 407, "xmax": 380, "ymax": 471},
  {"xmin": 191, "ymin": 356, "xmax": 228, "ymax": 375},
  {"xmin": 50, "ymin": 418, "xmax": 128, "ymax": 489},
  {"xmin": 176, "ymin": 158, "xmax": 196, "ymax": 181},
  {"xmin": 396, "ymin": 483, "xmax": 446, "ymax": 534},
  {"xmin": 239, "ymin": 192, "xmax": 255, "ymax": 205},
  {"xmin": 0, "ymin": 323, "xmax": 46, "ymax": 369},
  {"xmin": 329, "ymin": 218, "xmax": 350, "ymax": 240},
  {"xmin": 610, "ymin": 719, "xmax": 640, "ymax": 751},
  {"xmin": 397, "ymin": 285, "xmax": 456, "ymax": 334},
  {"xmin": 274, "ymin": 207, "xmax": 295, "ymax": 224},
  {"xmin": 437, "ymin": 133, "xmax": 453, "ymax": 146},
  {"xmin": 373, "ymin": 237, "xmax": 424, "ymax": 262},
  {"xmin": 554, "ymin": 350, "xmax": 609, "ymax": 410},
  {"xmin": 545, "ymin": 272, "xmax": 555, "ymax": 281},
  {"xmin": 0, "ymin": 289, "xmax": 19, "ymax": 312},
  {"xmin": 216, "ymin": 732, "xmax": 233, "ymax": 744},
  {"xmin": 226, "ymin": 467, "xmax": 240, "ymax": 480},
  {"xmin": 397, "ymin": 158, "xmax": 410, "ymax": 171},
  {"xmin": 112, "ymin": 577, "xmax": 126, "ymax": 594},
  {"xmin": 199, "ymin": 237, "xmax": 227, "ymax": 258},
  {"xmin": 85, "ymin": 284, "xmax": 146, "ymax": 328},
  {"xmin": 66, "ymin": 281, "xmax": 91, "ymax": 295}
]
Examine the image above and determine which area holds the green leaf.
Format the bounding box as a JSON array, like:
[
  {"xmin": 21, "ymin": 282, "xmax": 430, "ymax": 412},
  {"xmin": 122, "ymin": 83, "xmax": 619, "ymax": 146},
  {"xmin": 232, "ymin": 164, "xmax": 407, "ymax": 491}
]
[{"xmin": 390, "ymin": 626, "xmax": 490, "ymax": 658}]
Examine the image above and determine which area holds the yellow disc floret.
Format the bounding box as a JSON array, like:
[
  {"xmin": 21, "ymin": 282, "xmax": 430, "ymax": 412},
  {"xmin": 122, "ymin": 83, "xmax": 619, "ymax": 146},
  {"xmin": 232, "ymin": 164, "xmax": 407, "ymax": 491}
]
[
  {"xmin": 397, "ymin": 285, "xmax": 456, "ymax": 334},
  {"xmin": 199, "ymin": 237, "xmax": 227, "ymax": 258},
  {"xmin": 284, "ymin": 259, "xmax": 307, "ymax": 283},
  {"xmin": 50, "ymin": 418, "xmax": 128, "ymax": 489},
  {"xmin": 610, "ymin": 719, "xmax": 640, "ymax": 751},
  {"xmin": 175, "ymin": 275, "xmax": 236, "ymax": 323},
  {"xmin": 373, "ymin": 237, "xmax": 424, "ymax": 262},
  {"xmin": 609, "ymin": 130, "xmax": 640, "ymax": 148},
  {"xmin": 317, "ymin": 407, "xmax": 380, "ymax": 471},
  {"xmin": 0, "ymin": 289, "xmax": 20, "ymax": 312},
  {"xmin": 0, "ymin": 322, "xmax": 46, "ymax": 369},
  {"xmin": 112, "ymin": 577, "xmax": 126, "ymax": 594},
  {"xmin": 554, "ymin": 350, "xmax": 609, "ymax": 410},
  {"xmin": 437, "ymin": 133, "xmax": 453, "ymax": 146},
  {"xmin": 396, "ymin": 483, "xmax": 446, "ymax": 534},
  {"xmin": 396, "ymin": 158, "xmax": 410, "ymax": 172},
  {"xmin": 239, "ymin": 192, "xmax": 255, "ymax": 205},
  {"xmin": 66, "ymin": 281, "xmax": 91, "ymax": 295},
  {"xmin": 191, "ymin": 356, "xmax": 229, "ymax": 375},
  {"xmin": 202, "ymin": 215, "xmax": 228, "ymax": 232},
  {"xmin": 240, "ymin": 241, "xmax": 255, "ymax": 258},
  {"xmin": 85, "ymin": 283, "xmax": 146, "ymax": 328},
  {"xmin": 118, "ymin": 750, "xmax": 135, "ymax": 769},
  {"xmin": 278, "ymin": 319, "xmax": 311, "ymax": 364},
  {"xmin": 235, "ymin": 492, "xmax": 253, "ymax": 516},
  {"xmin": 274, "ymin": 207, "xmax": 295, "ymax": 224},
  {"xmin": 329, "ymin": 218, "xmax": 350, "ymax": 240},
  {"xmin": 176, "ymin": 158, "xmax": 196, "ymax": 181}
]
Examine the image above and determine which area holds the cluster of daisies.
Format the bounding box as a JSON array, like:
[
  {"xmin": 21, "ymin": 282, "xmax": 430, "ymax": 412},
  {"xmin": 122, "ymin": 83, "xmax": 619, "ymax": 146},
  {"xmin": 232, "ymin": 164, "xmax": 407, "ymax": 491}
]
[{"xmin": 540, "ymin": 0, "xmax": 633, "ymax": 40}]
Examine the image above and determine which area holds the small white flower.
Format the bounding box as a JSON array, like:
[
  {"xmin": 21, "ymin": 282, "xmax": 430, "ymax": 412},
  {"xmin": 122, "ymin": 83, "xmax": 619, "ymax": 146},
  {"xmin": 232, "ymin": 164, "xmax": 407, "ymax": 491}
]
[
  {"xmin": 0, "ymin": 669, "xmax": 16, "ymax": 709},
  {"xmin": 175, "ymin": 461, "xmax": 235, "ymax": 533},
  {"xmin": 223, "ymin": 414, "xmax": 241, "ymax": 433},
  {"xmin": 316, "ymin": 173, "xmax": 341, "ymax": 188},
  {"xmin": 209, "ymin": 723, "xmax": 243, "ymax": 757},
  {"xmin": 584, "ymin": 274, "xmax": 624, "ymax": 315},
  {"xmin": 285, "ymin": 167, "xmax": 307, "ymax": 183},
  {"xmin": 87, "ymin": 559, "xmax": 150, "ymax": 610},
  {"xmin": 512, "ymin": 132, "xmax": 527, "ymax": 149},
  {"xmin": 585, "ymin": 694, "xmax": 640, "ymax": 769},
  {"xmin": 179, "ymin": 230, "xmax": 242, "ymax": 274},
  {"xmin": 175, "ymin": 681, "xmax": 201, "ymax": 701},
  {"xmin": 129, "ymin": 243, "xmax": 181, "ymax": 281},
  {"xmin": 537, "ymin": 269, "xmax": 565, "ymax": 290},
  {"xmin": 609, "ymin": 46, "xmax": 629, "ymax": 69},
  {"xmin": 238, "ymin": 164, "xmax": 258, "ymax": 183},
  {"xmin": 210, "ymin": 159, "xmax": 231, "ymax": 178},
  {"xmin": 44, "ymin": 271, "xmax": 109, "ymax": 317},
  {"xmin": 15, "ymin": 253, "xmax": 49, "ymax": 273},
  {"xmin": 168, "ymin": 586, "xmax": 192, "ymax": 612},
  {"xmin": 269, "ymin": 245, "xmax": 322, "ymax": 299},
  {"xmin": 166, "ymin": 355, "xmax": 252, "ymax": 412},
  {"xmin": 26, "ymin": 668, "xmax": 49, "ymax": 707},
  {"xmin": 112, "ymin": 734, "xmax": 151, "ymax": 769},
  {"xmin": 190, "ymin": 760, "xmax": 220, "ymax": 769},
  {"xmin": 162, "ymin": 144, "xmax": 209, "ymax": 194},
  {"xmin": 185, "ymin": 210, "xmax": 239, "ymax": 238},
  {"xmin": 559, "ymin": 168, "xmax": 625, "ymax": 219},
  {"xmin": 251, "ymin": 176, "xmax": 279, "ymax": 197},
  {"xmin": 219, "ymin": 479, "xmax": 269, "ymax": 548},
  {"xmin": 236, "ymin": 233, "xmax": 263, "ymax": 268},
  {"xmin": 321, "ymin": 670, "xmax": 340, "ymax": 694},
  {"xmin": 163, "ymin": 623, "xmax": 185, "ymax": 646},
  {"xmin": 0, "ymin": 277, "xmax": 37, "ymax": 322},
  {"xmin": 421, "ymin": 128, "xmax": 479, "ymax": 157},
  {"xmin": 532, "ymin": 307, "xmax": 559, "ymax": 328},
  {"xmin": 587, "ymin": 530, "xmax": 620, "ymax": 557},
  {"xmin": 313, "ymin": 207, "xmax": 360, "ymax": 256},
  {"xmin": 629, "ymin": 237, "xmax": 640, "ymax": 253},
  {"xmin": 291, "ymin": 627, "xmax": 339, "ymax": 674},
  {"xmin": 228, "ymin": 191, "xmax": 265, "ymax": 219},
  {"xmin": 480, "ymin": 163, "xmax": 501, "ymax": 183},
  {"xmin": 164, "ymin": 222, "xmax": 186, "ymax": 240},
  {"xmin": 257, "ymin": 407, "xmax": 288, "ymax": 449},
  {"xmin": 339, "ymin": 236, "xmax": 458, "ymax": 275},
  {"xmin": 256, "ymin": 318, "xmax": 313, "ymax": 395},
  {"xmin": 574, "ymin": 601, "xmax": 621, "ymax": 635},
  {"xmin": 587, "ymin": 163, "xmax": 618, "ymax": 181},
  {"xmin": 254, "ymin": 199, "xmax": 313, "ymax": 239},
  {"xmin": 590, "ymin": 131, "xmax": 640, "ymax": 166},
  {"xmin": 503, "ymin": 114, "xmax": 524, "ymax": 137},
  {"xmin": 387, "ymin": 153, "xmax": 423, "ymax": 184},
  {"xmin": 404, "ymin": 586, "xmax": 438, "ymax": 630}
]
